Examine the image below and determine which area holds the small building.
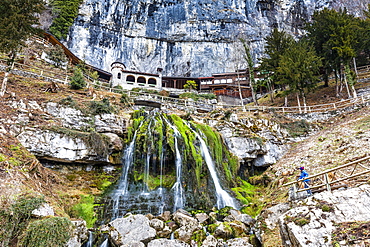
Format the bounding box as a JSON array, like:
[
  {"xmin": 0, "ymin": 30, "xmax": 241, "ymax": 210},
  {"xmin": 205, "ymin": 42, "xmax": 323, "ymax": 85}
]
[
  {"xmin": 201, "ymin": 70, "xmax": 252, "ymax": 98},
  {"xmin": 110, "ymin": 61, "xmax": 162, "ymax": 90}
]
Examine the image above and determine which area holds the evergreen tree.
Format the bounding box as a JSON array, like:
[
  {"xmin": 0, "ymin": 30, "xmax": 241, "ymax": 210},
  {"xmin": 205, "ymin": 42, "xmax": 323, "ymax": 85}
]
[
  {"xmin": 277, "ymin": 40, "xmax": 322, "ymax": 108},
  {"xmin": 305, "ymin": 8, "xmax": 360, "ymax": 94},
  {"xmin": 0, "ymin": 0, "xmax": 45, "ymax": 96},
  {"xmin": 260, "ymin": 29, "xmax": 295, "ymax": 105},
  {"xmin": 70, "ymin": 68, "xmax": 86, "ymax": 90}
]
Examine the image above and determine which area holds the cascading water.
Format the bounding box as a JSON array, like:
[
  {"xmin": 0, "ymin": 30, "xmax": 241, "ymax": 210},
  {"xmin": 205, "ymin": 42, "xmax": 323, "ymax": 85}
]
[
  {"xmin": 166, "ymin": 119, "xmax": 185, "ymax": 211},
  {"xmin": 193, "ymin": 129, "xmax": 236, "ymax": 209},
  {"xmin": 110, "ymin": 130, "xmax": 138, "ymax": 220},
  {"xmin": 102, "ymin": 110, "xmax": 238, "ymax": 223}
]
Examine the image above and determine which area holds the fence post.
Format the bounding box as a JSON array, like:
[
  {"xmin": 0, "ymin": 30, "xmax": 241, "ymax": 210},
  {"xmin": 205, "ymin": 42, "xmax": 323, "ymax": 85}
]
[
  {"xmin": 292, "ymin": 183, "xmax": 297, "ymax": 200},
  {"xmin": 324, "ymin": 173, "xmax": 331, "ymax": 193},
  {"xmin": 332, "ymin": 103, "xmax": 336, "ymax": 110},
  {"xmin": 362, "ymin": 95, "xmax": 365, "ymax": 104}
]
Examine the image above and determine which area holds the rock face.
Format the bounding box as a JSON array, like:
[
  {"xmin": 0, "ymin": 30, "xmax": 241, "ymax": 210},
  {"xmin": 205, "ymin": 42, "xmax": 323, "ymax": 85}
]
[
  {"xmin": 67, "ymin": 0, "xmax": 370, "ymax": 77},
  {"xmin": 2, "ymin": 99, "xmax": 127, "ymax": 164},
  {"xmin": 208, "ymin": 115, "xmax": 290, "ymax": 168},
  {"xmin": 279, "ymin": 185, "xmax": 370, "ymax": 247}
]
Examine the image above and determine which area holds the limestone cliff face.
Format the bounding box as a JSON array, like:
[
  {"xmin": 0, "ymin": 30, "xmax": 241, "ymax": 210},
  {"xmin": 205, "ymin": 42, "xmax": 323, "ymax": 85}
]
[{"xmin": 67, "ymin": 0, "xmax": 370, "ymax": 77}]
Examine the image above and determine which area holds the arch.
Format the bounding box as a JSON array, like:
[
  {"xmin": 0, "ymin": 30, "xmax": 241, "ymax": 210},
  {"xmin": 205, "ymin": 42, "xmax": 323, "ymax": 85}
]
[
  {"xmin": 126, "ymin": 75, "xmax": 135, "ymax": 82},
  {"xmin": 117, "ymin": 72, "xmax": 121, "ymax": 79},
  {"xmin": 148, "ymin": 78, "xmax": 156, "ymax": 85},
  {"xmin": 137, "ymin": 76, "xmax": 146, "ymax": 84}
]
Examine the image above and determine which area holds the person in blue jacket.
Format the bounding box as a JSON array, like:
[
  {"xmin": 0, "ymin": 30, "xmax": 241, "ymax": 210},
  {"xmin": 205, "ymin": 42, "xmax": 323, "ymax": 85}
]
[{"xmin": 298, "ymin": 167, "xmax": 312, "ymax": 196}]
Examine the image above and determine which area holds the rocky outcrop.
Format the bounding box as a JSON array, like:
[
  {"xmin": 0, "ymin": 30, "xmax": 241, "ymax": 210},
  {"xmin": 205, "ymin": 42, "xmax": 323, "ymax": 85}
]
[
  {"xmin": 279, "ymin": 185, "xmax": 370, "ymax": 247},
  {"xmin": 2, "ymin": 99, "xmax": 128, "ymax": 165},
  {"xmin": 67, "ymin": 0, "xmax": 369, "ymax": 77},
  {"xmin": 207, "ymin": 114, "xmax": 290, "ymax": 167}
]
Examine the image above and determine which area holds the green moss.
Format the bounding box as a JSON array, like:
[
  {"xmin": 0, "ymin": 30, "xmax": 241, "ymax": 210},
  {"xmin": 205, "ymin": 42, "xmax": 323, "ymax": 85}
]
[
  {"xmin": 71, "ymin": 195, "xmax": 97, "ymax": 228},
  {"xmin": 191, "ymin": 229, "xmax": 207, "ymax": 246},
  {"xmin": 231, "ymin": 179, "xmax": 263, "ymax": 217},
  {"xmin": 19, "ymin": 217, "xmax": 73, "ymax": 247},
  {"xmin": 146, "ymin": 174, "xmax": 176, "ymax": 190},
  {"xmin": 170, "ymin": 115, "xmax": 203, "ymax": 186}
]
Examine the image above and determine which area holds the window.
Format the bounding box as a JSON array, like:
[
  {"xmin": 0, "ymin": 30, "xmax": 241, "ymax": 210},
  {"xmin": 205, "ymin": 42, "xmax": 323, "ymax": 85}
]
[
  {"xmin": 117, "ymin": 73, "xmax": 121, "ymax": 79},
  {"xmin": 127, "ymin": 75, "xmax": 135, "ymax": 82}
]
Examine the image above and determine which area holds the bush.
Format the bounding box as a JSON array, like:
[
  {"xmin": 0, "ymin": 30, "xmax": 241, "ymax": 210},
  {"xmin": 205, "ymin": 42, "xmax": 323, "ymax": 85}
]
[
  {"xmin": 70, "ymin": 68, "xmax": 86, "ymax": 90},
  {"xmin": 89, "ymin": 98, "xmax": 115, "ymax": 115},
  {"xmin": 0, "ymin": 195, "xmax": 44, "ymax": 246},
  {"xmin": 19, "ymin": 217, "xmax": 73, "ymax": 247}
]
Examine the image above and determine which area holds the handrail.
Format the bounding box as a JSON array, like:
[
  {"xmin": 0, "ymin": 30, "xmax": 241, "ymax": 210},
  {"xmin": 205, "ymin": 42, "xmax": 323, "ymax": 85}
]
[{"xmin": 282, "ymin": 156, "xmax": 370, "ymax": 199}]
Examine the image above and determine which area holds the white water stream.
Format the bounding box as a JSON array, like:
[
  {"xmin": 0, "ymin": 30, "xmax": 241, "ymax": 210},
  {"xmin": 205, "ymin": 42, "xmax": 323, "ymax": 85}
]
[{"xmin": 193, "ymin": 130, "xmax": 236, "ymax": 209}]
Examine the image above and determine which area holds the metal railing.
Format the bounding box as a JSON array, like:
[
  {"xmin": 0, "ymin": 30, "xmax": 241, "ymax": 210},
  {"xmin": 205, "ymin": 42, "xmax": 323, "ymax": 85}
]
[{"xmin": 283, "ymin": 156, "xmax": 370, "ymax": 199}]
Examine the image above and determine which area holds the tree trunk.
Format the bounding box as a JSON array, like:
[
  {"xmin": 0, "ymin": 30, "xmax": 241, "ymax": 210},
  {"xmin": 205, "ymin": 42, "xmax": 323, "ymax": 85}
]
[
  {"xmin": 0, "ymin": 72, "xmax": 9, "ymax": 97},
  {"xmin": 296, "ymin": 92, "xmax": 301, "ymax": 114},
  {"xmin": 344, "ymin": 73, "xmax": 351, "ymax": 99},
  {"xmin": 237, "ymin": 70, "xmax": 246, "ymax": 111}
]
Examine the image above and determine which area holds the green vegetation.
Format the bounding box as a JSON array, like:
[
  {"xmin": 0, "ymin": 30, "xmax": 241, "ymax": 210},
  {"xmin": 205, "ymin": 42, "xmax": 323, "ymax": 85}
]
[
  {"xmin": 89, "ymin": 98, "xmax": 115, "ymax": 115},
  {"xmin": 179, "ymin": 92, "xmax": 216, "ymax": 101},
  {"xmin": 46, "ymin": 44, "xmax": 68, "ymax": 68},
  {"xmin": 70, "ymin": 68, "xmax": 86, "ymax": 90},
  {"xmin": 19, "ymin": 217, "xmax": 73, "ymax": 247},
  {"xmin": 231, "ymin": 180, "xmax": 262, "ymax": 217},
  {"xmin": 0, "ymin": 195, "xmax": 45, "ymax": 246},
  {"xmin": 280, "ymin": 120, "xmax": 311, "ymax": 137},
  {"xmin": 0, "ymin": 0, "xmax": 44, "ymax": 59},
  {"xmin": 184, "ymin": 80, "xmax": 197, "ymax": 91},
  {"xmin": 71, "ymin": 195, "xmax": 97, "ymax": 228},
  {"xmin": 49, "ymin": 0, "xmax": 83, "ymax": 40}
]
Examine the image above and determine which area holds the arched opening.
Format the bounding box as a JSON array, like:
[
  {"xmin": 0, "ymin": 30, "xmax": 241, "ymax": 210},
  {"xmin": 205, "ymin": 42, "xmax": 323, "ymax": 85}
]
[
  {"xmin": 117, "ymin": 73, "xmax": 121, "ymax": 79},
  {"xmin": 148, "ymin": 78, "xmax": 156, "ymax": 86},
  {"xmin": 126, "ymin": 75, "xmax": 135, "ymax": 84},
  {"xmin": 137, "ymin": 77, "xmax": 146, "ymax": 84}
]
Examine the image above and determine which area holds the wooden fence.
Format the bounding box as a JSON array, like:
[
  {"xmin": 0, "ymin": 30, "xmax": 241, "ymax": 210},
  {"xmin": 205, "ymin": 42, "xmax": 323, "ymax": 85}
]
[{"xmin": 283, "ymin": 156, "xmax": 370, "ymax": 200}]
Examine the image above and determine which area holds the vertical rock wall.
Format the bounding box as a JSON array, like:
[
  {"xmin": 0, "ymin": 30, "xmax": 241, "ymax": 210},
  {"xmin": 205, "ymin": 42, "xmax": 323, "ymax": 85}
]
[{"xmin": 67, "ymin": 0, "xmax": 370, "ymax": 77}]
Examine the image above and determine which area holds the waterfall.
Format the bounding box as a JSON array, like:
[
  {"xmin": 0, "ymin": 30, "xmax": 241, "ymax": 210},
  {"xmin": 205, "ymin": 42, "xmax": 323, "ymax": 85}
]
[
  {"xmin": 102, "ymin": 111, "xmax": 237, "ymax": 222},
  {"xmin": 110, "ymin": 130, "xmax": 137, "ymax": 220},
  {"xmin": 84, "ymin": 231, "xmax": 93, "ymax": 247},
  {"xmin": 171, "ymin": 127, "xmax": 185, "ymax": 211},
  {"xmin": 100, "ymin": 239, "xmax": 109, "ymax": 247},
  {"xmin": 193, "ymin": 130, "xmax": 236, "ymax": 209},
  {"xmin": 163, "ymin": 117, "xmax": 185, "ymax": 211}
]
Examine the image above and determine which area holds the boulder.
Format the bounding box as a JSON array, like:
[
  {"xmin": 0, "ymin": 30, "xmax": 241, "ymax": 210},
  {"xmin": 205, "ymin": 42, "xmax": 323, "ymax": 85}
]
[
  {"xmin": 31, "ymin": 203, "xmax": 54, "ymax": 217},
  {"xmin": 173, "ymin": 210, "xmax": 202, "ymax": 242},
  {"xmin": 225, "ymin": 237, "xmax": 253, "ymax": 247},
  {"xmin": 147, "ymin": 238, "xmax": 190, "ymax": 247},
  {"xmin": 108, "ymin": 214, "xmax": 156, "ymax": 246},
  {"xmin": 195, "ymin": 213, "xmax": 209, "ymax": 224}
]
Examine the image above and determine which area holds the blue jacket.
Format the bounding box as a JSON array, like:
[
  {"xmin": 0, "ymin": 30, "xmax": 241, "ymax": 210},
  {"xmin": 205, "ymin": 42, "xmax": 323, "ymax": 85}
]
[{"xmin": 299, "ymin": 170, "xmax": 310, "ymax": 182}]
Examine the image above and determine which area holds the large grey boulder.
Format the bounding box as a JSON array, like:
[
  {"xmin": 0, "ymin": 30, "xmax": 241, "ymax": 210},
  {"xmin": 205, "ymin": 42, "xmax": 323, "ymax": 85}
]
[
  {"xmin": 173, "ymin": 210, "xmax": 202, "ymax": 242},
  {"xmin": 108, "ymin": 214, "xmax": 156, "ymax": 246},
  {"xmin": 147, "ymin": 238, "xmax": 190, "ymax": 247}
]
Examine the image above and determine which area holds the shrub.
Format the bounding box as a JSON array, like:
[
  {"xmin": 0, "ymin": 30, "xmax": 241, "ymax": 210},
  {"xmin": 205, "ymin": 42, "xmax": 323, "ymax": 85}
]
[
  {"xmin": 69, "ymin": 68, "xmax": 86, "ymax": 90},
  {"xmin": 0, "ymin": 195, "xmax": 44, "ymax": 246},
  {"xmin": 19, "ymin": 217, "xmax": 73, "ymax": 247},
  {"xmin": 89, "ymin": 98, "xmax": 115, "ymax": 115}
]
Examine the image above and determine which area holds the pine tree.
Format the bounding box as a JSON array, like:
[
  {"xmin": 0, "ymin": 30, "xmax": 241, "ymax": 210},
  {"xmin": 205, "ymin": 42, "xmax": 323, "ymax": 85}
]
[{"xmin": 0, "ymin": 0, "xmax": 45, "ymax": 96}]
